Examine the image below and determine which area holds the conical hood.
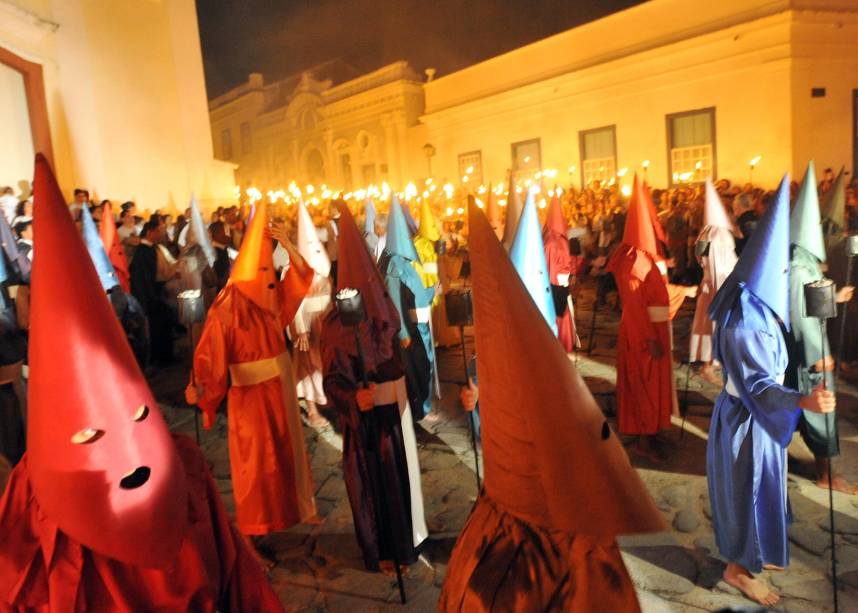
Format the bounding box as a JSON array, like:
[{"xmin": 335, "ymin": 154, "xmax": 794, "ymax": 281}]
[
  {"xmin": 704, "ymin": 179, "xmax": 736, "ymax": 233},
  {"xmin": 510, "ymin": 191, "xmax": 558, "ymax": 334},
  {"xmin": 297, "ymin": 199, "xmax": 331, "ymax": 277},
  {"xmin": 468, "ymin": 199, "xmax": 665, "ymax": 535},
  {"xmin": 621, "ymin": 175, "xmax": 660, "ymax": 256},
  {"xmin": 821, "ymin": 167, "xmax": 846, "ymax": 237},
  {"xmin": 99, "ymin": 202, "xmax": 130, "ymax": 293},
  {"xmin": 402, "ymin": 201, "xmax": 418, "ymax": 235},
  {"xmin": 364, "ymin": 198, "xmax": 376, "ymax": 236},
  {"xmin": 189, "ymin": 195, "xmax": 216, "ymax": 268},
  {"xmin": 417, "ymin": 199, "xmax": 441, "ymax": 242},
  {"xmin": 544, "ymin": 193, "xmax": 567, "ymax": 238},
  {"xmin": 501, "ymin": 174, "xmax": 524, "ymax": 251},
  {"xmin": 790, "ymin": 161, "xmax": 826, "ymax": 262},
  {"xmin": 386, "ymin": 194, "xmax": 419, "ymax": 261},
  {"xmin": 28, "ymin": 154, "xmax": 187, "ymax": 567},
  {"xmin": 711, "ymin": 174, "xmax": 791, "ymax": 328},
  {"xmin": 0, "ymin": 209, "xmax": 30, "ymax": 282},
  {"xmin": 230, "ymin": 197, "xmax": 279, "ymax": 314},
  {"xmin": 80, "ymin": 205, "xmax": 119, "ymax": 292},
  {"xmin": 485, "ymin": 185, "xmax": 502, "ymax": 235}
]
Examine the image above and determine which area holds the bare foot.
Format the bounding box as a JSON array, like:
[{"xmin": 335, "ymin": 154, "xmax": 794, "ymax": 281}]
[
  {"xmin": 723, "ymin": 563, "xmax": 779, "ymax": 606},
  {"xmin": 816, "ymin": 474, "xmax": 858, "ymax": 495},
  {"xmin": 422, "ymin": 411, "xmax": 442, "ymax": 424},
  {"xmin": 763, "ymin": 564, "xmax": 784, "ymax": 571},
  {"xmin": 379, "ymin": 560, "xmax": 411, "ymax": 577}
]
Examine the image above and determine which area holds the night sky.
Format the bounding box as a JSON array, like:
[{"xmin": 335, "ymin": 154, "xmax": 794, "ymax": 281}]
[{"xmin": 197, "ymin": 0, "xmax": 643, "ymax": 99}]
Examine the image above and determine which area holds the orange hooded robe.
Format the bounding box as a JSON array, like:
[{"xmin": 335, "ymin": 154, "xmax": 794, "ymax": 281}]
[{"xmin": 192, "ymin": 201, "xmax": 316, "ymax": 535}]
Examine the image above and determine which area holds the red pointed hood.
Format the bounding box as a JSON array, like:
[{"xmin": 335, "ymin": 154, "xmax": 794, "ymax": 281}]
[
  {"xmin": 99, "ymin": 201, "xmax": 130, "ymax": 292},
  {"xmin": 28, "ymin": 154, "xmax": 187, "ymax": 567},
  {"xmin": 468, "ymin": 198, "xmax": 665, "ymax": 535},
  {"xmin": 230, "ymin": 198, "xmax": 279, "ymax": 314},
  {"xmin": 622, "ymin": 175, "xmax": 662, "ymax": 256},
  {"xmin": 544, "ymin": 194, "xmax": 567, "ymax": 238}
]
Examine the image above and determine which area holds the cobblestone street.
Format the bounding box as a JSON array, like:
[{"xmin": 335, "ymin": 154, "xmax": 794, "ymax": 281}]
[{"xmin": 151, "ymin": 283, "xmax": 858, "ymax": 612}]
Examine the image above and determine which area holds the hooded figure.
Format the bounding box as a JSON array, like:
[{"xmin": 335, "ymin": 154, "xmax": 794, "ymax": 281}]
[
  {"xmin": 289, "ymin": 200, "xmax": 333, "ymax": 428},
  {"xmin": 819, "ymin": 169, "xmax": 857, "ymax": 362},
  {"xmin": 378, "ymin": 195, "xmax": 435, "ymax": 420},
  {"xmin": 440, "ymin": 200, "xmax": 665, "ymax": 612},
  {"xmin": 99, "ymin": 201, "xmax": 130, "ymax": 293},
  {"xmin": 189, "ymin": 197, "xmax": 318, "ymax": 537},
  {"xmin": 320, "ymin": 201, "xmax": 428, "ymax": 572},
  {"xmin": 82, "ymin": 205, "xmax": 149, "ymax": 367},
  {"xmin": 706, "ymin": 175, "xmax": 831, "ymax": 605},
  {"xmin": 412, "ymin": 199, "xmax": 443, "ymax": 401},
  {"xmin": 0, "ymin": 248, "xmax": 25, "ymax": 467},
  {"xmin": 606, "ymin": 176, "xmax": 676, "ymax": 460},
  {"xmin": 786, "ymin": 162, "xmax": 852, "ymax": 477},
  {"xmin": 689, "ymin": 179, "xmax": 739, "ymax": 369},
  {"xmin": 543, "ymin": 192, "xmax": 579, "ymax": 351},
  {"xmin": 501, "ymin": 174, "xmax": 524, "ymax": 251},
  {"xmin": 510, "ymin": 190, "xmax": 558, "ymax": 335},
  {"xmin": 0, "ymin": 155, "xmax": 284, "ymax": 611}
]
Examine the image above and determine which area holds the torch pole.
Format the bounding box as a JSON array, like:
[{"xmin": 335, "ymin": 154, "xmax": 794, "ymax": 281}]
[
  {"xmin": 820, "ymin": 320, "xmax": 839, "ymax": 613},
  {"xmin": 353, "ymin": 328, "xmax": 407, "ymax": 605},
  {"xmin": 459, "ymin": 326, "xmax": 481, "ymax": 492}
]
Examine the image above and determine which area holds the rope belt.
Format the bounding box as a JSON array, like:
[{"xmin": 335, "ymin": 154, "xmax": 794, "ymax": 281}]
[{"xmin": 647, "ymin": 306, "xmax": 670, "ymax": 323}]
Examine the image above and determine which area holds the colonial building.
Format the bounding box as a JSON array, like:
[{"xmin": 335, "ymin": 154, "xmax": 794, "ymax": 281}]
[
  {"xmin": 213, "ymin": 0, "xmax": 858, "ymax": 194},
  {"xmin": 0, "ymin": 0, "xmax": 233, "ymax": 210},
  {"xmin": 209, "ymin": 61, "xmax": 425, "ymax": 191}
]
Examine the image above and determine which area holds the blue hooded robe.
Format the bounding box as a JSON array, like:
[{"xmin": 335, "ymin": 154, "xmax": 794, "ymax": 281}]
[
  {"xmin": 379, "ymin": 196, "xmax": 435, "ymax": 420},
  {"xmin": 706, "ymin": 176, "xmax": 802, "ymax": 572}
]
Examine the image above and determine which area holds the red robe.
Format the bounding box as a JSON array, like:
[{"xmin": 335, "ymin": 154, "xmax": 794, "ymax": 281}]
[
  {"xmin": 0, "ymin": 435, "xmax": 284, "ymax": 612},
  {"xmin": 610, "ymin": 248, "xmax": 673, "ymax": 435},
  {"xmin": 193, "ymin": 265, "xmax": 316, "ymax": 535},
  {"xmin": 544, "ymin": 232, "xmax": 577, "ymax": 352}
]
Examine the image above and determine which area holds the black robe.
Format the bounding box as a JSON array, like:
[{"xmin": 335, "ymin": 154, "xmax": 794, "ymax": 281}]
[
  {"xmin": 321, "ymin": 313, "xmax": 416, "ymax": 571},
  {"xmin": 129, "ymin": 243, "xmax": 174, "ymax": 363}
]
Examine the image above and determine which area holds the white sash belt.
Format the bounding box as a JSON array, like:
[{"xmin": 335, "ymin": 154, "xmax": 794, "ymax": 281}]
[
  {"xmin": 422, "ymin": 262, "xmax": 438, "ymax": 275},
  {"xmin": 647, "ymin": 306, "xmax": 670, "ymax": 323},
  {"xmin": 725, "ymin": 374, "xmax": 784, "ymax": 398},
  {"xmin": 409, "ymin": 306, "xmax": 432, "ymax": 323},
  {"xmin": 556, "ymin": 273, "xmax": 570, "ymax": 287}
]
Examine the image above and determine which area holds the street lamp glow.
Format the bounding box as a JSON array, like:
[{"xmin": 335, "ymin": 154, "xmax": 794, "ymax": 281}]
[
  {"xmin": 642, "ymin": 160, "xmax": 650, "ymax": 169},
  {"xmin": 617, "ymin": 167, "xmax": 628, "ymax": 178},
  {"xmin": 749, "ymin": 155, "xmax": 761, "ymax": 168},
  {"xmin": 621, "ymin": 184, "xmax": 632, "ymax": 197}
]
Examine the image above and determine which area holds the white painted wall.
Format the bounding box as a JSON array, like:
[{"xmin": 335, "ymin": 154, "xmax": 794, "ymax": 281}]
[{"xmin": 0, "ymin": 61, "xmax": 33, "ymax": 193}]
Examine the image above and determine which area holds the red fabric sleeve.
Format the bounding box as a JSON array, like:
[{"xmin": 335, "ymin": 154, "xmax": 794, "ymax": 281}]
[{"xmin": 192, "ymin": 309, "xmax": 230, "ymax": 429}]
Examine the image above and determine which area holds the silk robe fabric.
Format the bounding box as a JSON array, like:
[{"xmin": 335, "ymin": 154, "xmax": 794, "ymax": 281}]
[
  {"xmin": 786, "ymin": 245, "xmax": 839, "ymax": 458},
  {"xmin": 321, "ymin": 317, "xmax": 428, "ymax": 570},
  {"xmin": 193, "ymin": 266, "xmax": 316, "ymax": 535},
  {"xmin": 413, "ymin": 237, "xmax": 442, "ymax": 398},
  {"xmin": 0, "ymin": 435, "xmax": 285, "ymax": 612},
  {"xmin": 545, "ymin": 231, "xmax": 578, "ymax": 353},
  {"xmin": 379, "ymin": 252, "xmax": 435, "ymax": 420},
  {"xmin": 290, "ymin": 272, "xmax": 332, "ymax": 405},
  {"xmin": 611, "ymin": 250, "xmax": 673, "ymax": 435},
  {"xmin": 439, "ymin": 495, "xmax": 640, "ymax": 612},
  {"xmin": 707, "ymin": 293, "xmax": 802, "ymax": 572},
  {"xmin": 690, "ymin": 228, "xmax": 738, "ymax": 363}
]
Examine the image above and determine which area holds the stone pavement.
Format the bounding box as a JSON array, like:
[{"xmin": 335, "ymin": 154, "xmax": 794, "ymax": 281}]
[{"xmin": 150, "ymin": 283, "xmax": 858, "ymax": 612}]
